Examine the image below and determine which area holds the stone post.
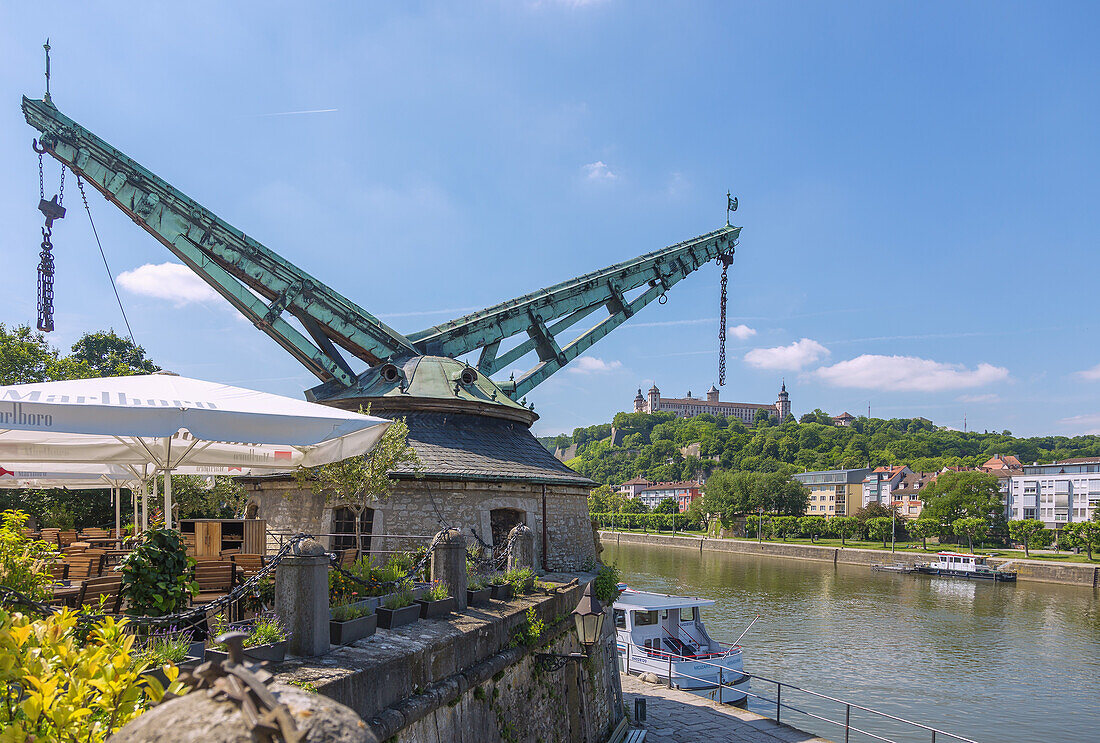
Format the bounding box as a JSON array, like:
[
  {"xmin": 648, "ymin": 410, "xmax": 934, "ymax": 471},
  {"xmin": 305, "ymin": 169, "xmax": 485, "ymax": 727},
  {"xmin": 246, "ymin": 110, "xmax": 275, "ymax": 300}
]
[
  {"xmin": 430, "ymin": 527, "xmax": 468, "ymax": 610},
  {"xmin": 275, "ymin": 537, "xmax": 330, "ymax": 657},
  {"xmin": 506, "ymin": 524, "xmax": 535, "ymax": 572}
]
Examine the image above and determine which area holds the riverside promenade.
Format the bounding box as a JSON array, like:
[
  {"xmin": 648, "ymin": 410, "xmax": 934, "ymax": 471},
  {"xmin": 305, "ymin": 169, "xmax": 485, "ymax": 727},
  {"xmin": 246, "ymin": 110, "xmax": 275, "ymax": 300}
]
[{"xmin": 620, "ymin": 674, "xmax": 832, "ymax": 743}]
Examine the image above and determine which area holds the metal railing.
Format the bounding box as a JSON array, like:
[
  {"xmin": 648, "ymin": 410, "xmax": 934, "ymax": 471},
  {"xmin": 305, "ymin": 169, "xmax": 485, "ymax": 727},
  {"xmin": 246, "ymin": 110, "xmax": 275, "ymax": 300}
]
[
  {"xmin": 620, "ymin": 639, "xmax": 980, "ymax": 743},
  {"xmin": 265, "ymin": 530, "xmax": 433, "ymax": 554}
]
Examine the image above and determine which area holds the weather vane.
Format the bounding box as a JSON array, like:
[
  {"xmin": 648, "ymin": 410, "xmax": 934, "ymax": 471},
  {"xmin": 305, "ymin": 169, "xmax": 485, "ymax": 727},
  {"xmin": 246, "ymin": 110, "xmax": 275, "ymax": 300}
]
[
  {"xmin": 43, "ymin": 39, "xmax": 51, "ymax": 103},
  {"xmin": 726, "ymin": 190, "xmax": 738, "ymax": 226}
]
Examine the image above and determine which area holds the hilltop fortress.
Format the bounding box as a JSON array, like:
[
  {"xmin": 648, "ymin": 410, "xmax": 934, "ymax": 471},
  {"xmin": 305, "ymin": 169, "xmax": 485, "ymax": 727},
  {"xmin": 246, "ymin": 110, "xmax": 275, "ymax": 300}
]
[{"xmin": 633, "ymin": 381, "xmax": 792, "ymax": 424}]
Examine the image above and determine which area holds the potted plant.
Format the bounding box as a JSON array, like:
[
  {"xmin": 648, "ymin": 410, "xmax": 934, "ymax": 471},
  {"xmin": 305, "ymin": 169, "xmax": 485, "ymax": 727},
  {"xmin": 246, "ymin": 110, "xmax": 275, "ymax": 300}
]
[
  {"xmin": 376, "ymin": 588, "xmax": 420, "ymax": 629},
  {"xmin": 506, "ymin": 567, "xmax": 537, "ymax": 595},
  {"xmin": 489, "ymin": 574, "xmax": 513, "ymax": 602},
  {"xmin": 330, "ymin": 601, "xmax": 377, "ymax": 645},
  {"xmin": 416, "ymin": 581, "xmax": 457, "ymax": 619},
  {"xmin": 139, "ymin": 630, "xmax": 200, "ymax": 687},
  {"xmin": 207, "ymin": 612, "xmax": 289, "ymax": 663},
  {"xmin": 466, "ymin": 573, "xmax": 492, "ymax": 607}
]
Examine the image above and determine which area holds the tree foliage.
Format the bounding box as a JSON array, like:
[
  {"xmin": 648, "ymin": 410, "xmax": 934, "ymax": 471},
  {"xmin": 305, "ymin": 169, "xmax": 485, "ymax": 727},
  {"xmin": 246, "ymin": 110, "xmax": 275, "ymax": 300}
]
[
  {"xmin": 0, "ymin": 324, "xmax": 157, "ymax": 385},
  {"xmin": 1007, "ymin": 519, "xmax": 1047, "ymax": 558},
  {"xmin": 653, "ymin": 497, "xmax": 680, "ymax": 514},
  {"xmin": 118, "ymin": 528, "xmax": 196, "ymax": 616},
  {"xmin": 907, "ymin": 518, "xmax": 940, "ymax": 550},
  {"xmin": 952, "ymin": 517, "xmax": 989, "ymax": 553},
  {"xmin": 920, "ymin": 472, "xmax": 1003, "ymax": 525}
]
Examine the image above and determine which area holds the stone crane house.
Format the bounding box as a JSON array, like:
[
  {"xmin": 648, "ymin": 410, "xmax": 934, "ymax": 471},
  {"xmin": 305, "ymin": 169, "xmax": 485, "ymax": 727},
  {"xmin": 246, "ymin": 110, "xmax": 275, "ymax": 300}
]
[{"xmin": 239, "ymin": 356, "xmax": 597, "ymax": 571}]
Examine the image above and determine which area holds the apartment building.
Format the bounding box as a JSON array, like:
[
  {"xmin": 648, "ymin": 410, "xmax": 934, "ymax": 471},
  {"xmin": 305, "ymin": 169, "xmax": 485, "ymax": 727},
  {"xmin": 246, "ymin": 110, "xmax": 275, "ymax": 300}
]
[
  {"xmin": 1008, "ymin": 458, "xmax": 1100, "ymax": 527},
  {"xmin": 861, "ymin": 466, "xmax": 912, "ymax": 508},
  {"xmin": 793, "ymin": 468, "xmax": 871, "ymax": 517},
  {"xmin": 637, "ymin": 481, "xmax": 703, "ymax": 512}
]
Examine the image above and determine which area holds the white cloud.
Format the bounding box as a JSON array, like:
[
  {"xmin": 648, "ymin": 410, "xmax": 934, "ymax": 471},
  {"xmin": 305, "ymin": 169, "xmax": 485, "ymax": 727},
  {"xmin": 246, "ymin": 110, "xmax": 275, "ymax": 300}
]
[
  {"xmin": 957, "ymin": 393, "xmax": 999, "ymax": 404},
  {"xmin": 728, "ymin": 324, "xmax": 756, "ymax": 340},
  {"xmin": 117, "ymin": 263, "xmax": 222, "ymax": 306},
  {"xmin": 1075, "ymin": 363, "xmax": 1100, "ymax": 381},
  {"xmin": 1059, "ymin": 414, "xmax": 1100, "ymax": 435},
  {"xmin": 569, "ymin": 356, "xmax": 623, "ymax": 374},
  {"xmin": 744, "ymin": 338, "xmax": 828, "ymax": 370},
  {"xmin": 814, "ymin": 355, "xmax": 1009, "ymax": 392},
  {"xmin": 582, "ymin": 161, "xmax": 617, "ymax": 181}
]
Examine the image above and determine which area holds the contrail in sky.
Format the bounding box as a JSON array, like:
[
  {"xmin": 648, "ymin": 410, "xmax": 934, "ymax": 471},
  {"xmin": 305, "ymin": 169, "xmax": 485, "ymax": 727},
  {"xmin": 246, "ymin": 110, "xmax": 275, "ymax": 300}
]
[{"xmin": 256, "ymin": 108, "xmax": 339, "ymax": 117}]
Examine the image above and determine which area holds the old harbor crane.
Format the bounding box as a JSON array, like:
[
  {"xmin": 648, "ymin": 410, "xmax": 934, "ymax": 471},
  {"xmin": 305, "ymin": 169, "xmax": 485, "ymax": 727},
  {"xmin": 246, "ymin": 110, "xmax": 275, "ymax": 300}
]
[{"xmin": 23, "ymin": 95, "xmax": 741, "ymax": 418}]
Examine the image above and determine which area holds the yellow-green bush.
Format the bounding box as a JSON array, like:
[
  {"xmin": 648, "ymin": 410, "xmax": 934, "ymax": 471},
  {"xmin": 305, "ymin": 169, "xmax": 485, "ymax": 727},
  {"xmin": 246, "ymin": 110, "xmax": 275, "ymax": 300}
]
[
  {"xmin": 0, "ymin": 509, "xmax": 59, "ymax": 603},
  {"xmin": 0, "ymin": 608, "xmax": 187, "ymax": 741}
]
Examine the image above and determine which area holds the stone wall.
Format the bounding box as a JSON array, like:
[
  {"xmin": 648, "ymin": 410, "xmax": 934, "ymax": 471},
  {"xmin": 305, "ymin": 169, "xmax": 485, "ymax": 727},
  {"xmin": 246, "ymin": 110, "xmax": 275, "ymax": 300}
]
[
  {"xmin": 246, "ymin": 477, "xmax": 598, "ymax": 571},
  {"xmin": 600, "ymin": 530, "xmax": 1100, "ymax": 587},
  {"xmin": 277, "ymin": 580, "xmax": 623, "ymax": 743}
]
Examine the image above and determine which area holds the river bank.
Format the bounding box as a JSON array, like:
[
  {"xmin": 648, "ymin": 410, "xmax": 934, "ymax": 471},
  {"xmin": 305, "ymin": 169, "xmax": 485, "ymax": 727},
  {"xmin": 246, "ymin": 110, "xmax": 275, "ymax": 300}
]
[{"xmin": 599, "ymin": 530, "xmax": 1100, "ymax": 587}]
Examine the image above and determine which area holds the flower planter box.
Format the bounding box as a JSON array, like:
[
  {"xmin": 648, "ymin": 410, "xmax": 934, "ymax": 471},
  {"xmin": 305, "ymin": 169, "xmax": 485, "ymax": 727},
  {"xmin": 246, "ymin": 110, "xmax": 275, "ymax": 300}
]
[
  {"xmin": 140, "ymin": 666, "xmax": 172, "ymax": 689},
  {"xmin": 518, "ymin": 577, "xmax": 536, "ymax": 593},
  {"xmin": 416, "ymin": 596, "xmax": 457, "ymax": 619},
  {"xmin": 330, "ymin": 613, "xmax": 377, "ymax": 645},
  {"xmin": 336, "ymin": 584, "xmax": 429, "ymax": 615},
  {"xmin": 376, "ymin": 603, "xmax": 421, "ymax": 629},
  {"xmin": 187, "ymin": 641, "xmax": 205, "ymax": 660},
  {"xmin": 467, "ymin": 587, "xmax": 492, "ymax": 606},
  {"xmin": 490, "ymin": 583, "xmax": 513, "ymax": 601},
  {"xmin": 205, "ymin": 640, "xmax": 287, "ymax": 664}
]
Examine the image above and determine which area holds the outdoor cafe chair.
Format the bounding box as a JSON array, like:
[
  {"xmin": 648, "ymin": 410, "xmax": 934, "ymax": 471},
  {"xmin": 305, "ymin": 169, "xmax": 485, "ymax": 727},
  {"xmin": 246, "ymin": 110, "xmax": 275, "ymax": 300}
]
[
  {"xmin": 230, "ymin": 553, "xmax": 265, "ymax": 579},
  {"xmin": 75, "ymin": 575, "xmax": 123, "ymax": 613},
  {"xmin": 63, "ymin": 556, "xmax": 98, "ymax": 583},
  {"xmin": 48, "ymin": 562, "xmax": 69, "ymax": 582},
  {"xmin": 40, "ymin": 528, "xmax": 61, "ymax": 546},
  {"xmin": 58, "ymin": 530, "xmax": 79, "ymax": 547}
]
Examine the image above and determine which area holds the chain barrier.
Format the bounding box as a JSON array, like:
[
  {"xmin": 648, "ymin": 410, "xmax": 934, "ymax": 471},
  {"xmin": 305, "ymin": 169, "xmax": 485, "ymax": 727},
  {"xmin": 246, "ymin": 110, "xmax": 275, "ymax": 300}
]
[{"xmin": 328, "ymin": 529, "xmax": 445, "ymax": 594}]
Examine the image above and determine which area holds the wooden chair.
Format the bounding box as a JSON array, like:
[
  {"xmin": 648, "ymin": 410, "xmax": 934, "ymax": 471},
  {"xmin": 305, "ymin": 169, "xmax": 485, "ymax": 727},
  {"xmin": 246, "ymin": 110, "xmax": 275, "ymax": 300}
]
[
  {"xmin": 338, "ymin": 548, "xmax": 357, "ymax": 569},
  {"xmin": 48, "ymin": 562, "xmax": 70, "ymax": 582},
  {"xmin": 76, "ymin": 575, "xmax": 123, "ymax": 613},
  {"xmin": 40, "ymin": 528, "xmax": 61, "ymax": 546},
  {"xmin": 64, "ymin": 556, "xmax": 98, "ymax": 583},
  {"xmin": 81, "ymin": 527, "xmax": 109, "ymax": 540},
  {"xmin": 81, "ymin": 550, "xmax": 108, "ymax": 576},
  {"xmin": 219, "ymin": 548, "xmax": 241, "ymax": 558},
  {"xmin": 58, "ymin": 530, "xmax": 79, "ymax": 547},
  {"xmin": 230, "ymin": 554, "xmax": 265, "ymax": 580},
  {"xmin": 192, "ymin": 561, "xmax": 237, "ymax": 606}
]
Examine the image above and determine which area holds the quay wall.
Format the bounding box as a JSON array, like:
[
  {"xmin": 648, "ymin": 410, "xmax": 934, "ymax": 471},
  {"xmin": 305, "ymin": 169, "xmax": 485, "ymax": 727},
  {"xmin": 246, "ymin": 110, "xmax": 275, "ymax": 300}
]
[{"xmin": 599, "ymin": 530, "xmax": 1100, "ymax": 588}]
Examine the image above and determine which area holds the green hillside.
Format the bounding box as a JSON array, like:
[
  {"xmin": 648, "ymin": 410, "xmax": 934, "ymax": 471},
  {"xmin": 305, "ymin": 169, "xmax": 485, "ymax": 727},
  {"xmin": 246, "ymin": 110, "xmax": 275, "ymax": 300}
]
[{"xmin": 544, "ymin": 410, "xmax": 1100, "ymax": 486}]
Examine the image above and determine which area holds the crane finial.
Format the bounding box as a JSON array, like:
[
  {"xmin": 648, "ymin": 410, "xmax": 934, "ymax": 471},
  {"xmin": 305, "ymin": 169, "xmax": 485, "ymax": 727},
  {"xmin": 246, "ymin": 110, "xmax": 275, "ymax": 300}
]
[
  {"xmin": 726, "ymin": 191, "xmax": 737, "ymax": 226},
  {"xmin": 43, "ymin": 39, "xmax": 52, "ymax": 104}
]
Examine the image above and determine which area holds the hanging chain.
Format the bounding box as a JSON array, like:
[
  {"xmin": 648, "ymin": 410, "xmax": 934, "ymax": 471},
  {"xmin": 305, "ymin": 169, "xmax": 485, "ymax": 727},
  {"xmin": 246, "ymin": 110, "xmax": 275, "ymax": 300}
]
[
  {"xmin": 717, "ymin": 252, "xmax": 735, "ymax": 386},
  {"xmin": 38, "ymin": 152, "xmax": 44, "ymax": 199},
  {"xmin": 34, "ymin": 145, "xmax": 66, "ymax": 333},
  {"xmin": 58, "ymin": 165, "xmax": 65, "ymax": 206}
]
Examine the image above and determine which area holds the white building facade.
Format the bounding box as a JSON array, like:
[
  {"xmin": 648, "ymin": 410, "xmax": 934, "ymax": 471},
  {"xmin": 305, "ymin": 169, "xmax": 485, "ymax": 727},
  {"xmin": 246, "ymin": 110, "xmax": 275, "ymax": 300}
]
[
  {"xmin": 1008, "ymin": 459, "xmax": 1100, "ymax": 527},
  {"xmin": 633, "ymin": 382, "xmax": 792, "ymax": 425}
]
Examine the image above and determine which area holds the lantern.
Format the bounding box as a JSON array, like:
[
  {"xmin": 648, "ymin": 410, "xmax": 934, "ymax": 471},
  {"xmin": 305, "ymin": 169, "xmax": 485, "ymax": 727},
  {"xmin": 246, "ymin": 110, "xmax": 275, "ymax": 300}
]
[{"xmin": 571, "ymin": 582, "xmax": 605, "ymax": 650}]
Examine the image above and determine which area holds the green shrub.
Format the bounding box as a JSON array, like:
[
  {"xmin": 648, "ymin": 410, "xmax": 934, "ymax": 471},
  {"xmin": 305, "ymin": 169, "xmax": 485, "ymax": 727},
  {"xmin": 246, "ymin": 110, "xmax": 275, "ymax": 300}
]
[
  {"xmin": 118, "ymin": 528, "xmax": 196, "ymax": 617},
  {"xmin": 332, "ymin": 602, "xmax": 373, "ymax": 621},
  {"xmin": 0, "ymin": 510, "xmax": 60, "ymax": 604},
  {"xmin": 211, "ymin": 611, "xmax": 288, "ymax": 649},
  {"xmin": 504, "ymin": 567, "xmax": 536, "ymax": 594},
  {"xmin": 425, "ymin": 581, "xmax": 451, "ymax": 601},
  {"xmin": 138, "ymin": 629, "xmax": 194, "ymax": 665},
  {"xmin": 510, "ymin": 606, "xmax": 545, "ymax": 648},
  {"xmin": 382, "ymin": 588, "xmax": 414, "ymax": 610},
  {"xmin": 593, "ymin": 564, "xmax": 622, "ymax": 604},
  {"xmin": 0, "ymin": 607, "xmax": 185, "ymax": 740}
]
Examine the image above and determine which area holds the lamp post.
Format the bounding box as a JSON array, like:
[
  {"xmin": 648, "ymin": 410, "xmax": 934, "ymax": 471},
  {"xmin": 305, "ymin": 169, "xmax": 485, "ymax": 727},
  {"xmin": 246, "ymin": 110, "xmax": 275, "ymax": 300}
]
[{"xmin": 535, "ymin": 582, "xmax": 606, "ymax": 671}]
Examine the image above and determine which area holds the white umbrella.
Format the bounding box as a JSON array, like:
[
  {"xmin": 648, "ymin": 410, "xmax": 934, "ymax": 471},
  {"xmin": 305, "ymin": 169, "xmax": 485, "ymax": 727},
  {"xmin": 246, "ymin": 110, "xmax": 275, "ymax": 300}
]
[{"xmin": 0, "ymin": 374, "xmax": 391, "ymax": 529}]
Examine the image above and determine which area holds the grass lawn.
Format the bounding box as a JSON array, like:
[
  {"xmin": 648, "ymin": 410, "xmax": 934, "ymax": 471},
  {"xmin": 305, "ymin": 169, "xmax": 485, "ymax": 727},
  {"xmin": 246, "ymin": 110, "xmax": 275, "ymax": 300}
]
[{"xmin": 599, "ymin": 528, "xmax": 1100, "ymax": 563}]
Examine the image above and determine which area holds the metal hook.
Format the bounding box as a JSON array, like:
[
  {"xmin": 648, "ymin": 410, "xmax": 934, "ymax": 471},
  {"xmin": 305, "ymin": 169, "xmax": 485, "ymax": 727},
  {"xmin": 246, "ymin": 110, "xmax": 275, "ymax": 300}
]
[
  {"xmin": 658, "ymin": 293, "xmax": 668, "ymax": 305},
  {"xmin": 32, "ymin": 138, "xmax": 48, "ymax": 154}
]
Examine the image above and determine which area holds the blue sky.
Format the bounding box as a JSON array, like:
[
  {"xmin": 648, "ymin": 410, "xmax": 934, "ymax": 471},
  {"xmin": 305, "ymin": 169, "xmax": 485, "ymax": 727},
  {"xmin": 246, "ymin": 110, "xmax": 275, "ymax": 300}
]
[{"xmin": 1, "ymin": 2, "xmax": 1098, "ymax": 437}]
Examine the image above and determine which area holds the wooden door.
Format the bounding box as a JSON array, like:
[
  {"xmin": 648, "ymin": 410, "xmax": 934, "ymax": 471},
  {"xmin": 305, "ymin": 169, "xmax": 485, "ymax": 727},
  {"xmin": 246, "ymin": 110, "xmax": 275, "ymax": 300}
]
[{"xmin": 195, "ymin": 522, "xmax": 222, "ymax": 558}]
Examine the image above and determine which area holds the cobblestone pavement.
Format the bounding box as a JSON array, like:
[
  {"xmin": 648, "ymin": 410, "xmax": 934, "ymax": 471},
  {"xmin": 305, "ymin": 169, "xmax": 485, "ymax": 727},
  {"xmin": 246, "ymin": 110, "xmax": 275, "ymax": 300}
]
[{"xmin": 620, "ymin": 674, "xmax": 834, "ymax": 743}]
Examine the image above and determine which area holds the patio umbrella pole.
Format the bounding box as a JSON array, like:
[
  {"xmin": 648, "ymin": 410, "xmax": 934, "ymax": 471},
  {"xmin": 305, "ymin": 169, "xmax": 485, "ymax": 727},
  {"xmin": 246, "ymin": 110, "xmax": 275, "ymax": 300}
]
[
  {"xmin": 162, "ymin": 436, "xmax": 173, "ymax": 530},
  {"xmin": 114, "ymin": 486, "xmax": 121, "ymax": 537}
]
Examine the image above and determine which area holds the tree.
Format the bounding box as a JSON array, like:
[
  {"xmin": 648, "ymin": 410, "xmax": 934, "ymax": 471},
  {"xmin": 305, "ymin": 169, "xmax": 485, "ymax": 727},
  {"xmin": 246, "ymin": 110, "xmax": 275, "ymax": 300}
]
[
  {"xmin": 296, "ymin": 414, "xmax": 420, "ymax": 558},
  {"xmin": 169, "ymin": 475, "xmax": 248, "ymax": 520},
  {"xmin": 920, "ymin": 472, "xmax": 1004, "ymax": 527},
  {"xmin": 866, "ymin": 517, "xmax": 893, "ymax": 548},
  {"xmin": 69, "ymin": 330, "xmax": 158, "ymax": 376},
  {"xmin": 746, "ymin": 514, "xmax": 772, "ymax": 540},
  {"xmin": 753, "ymin": 408, "xmax": 774, "ymax": 428},
  {"xmin": 830, "ymin": 516, "xmax": 858, "ymax": 546},
  {"xmin": 654, "ymin": 497, "xmax": 680, "ymax": 514},
  {"xmin": 952, "ymin": 517, "xmax": 989, "ymax": 554},
  {"xmin": 588, "ymin": 484, "xmax": 613, "ymax": 514},
  {"xmin": 772, "ymin": 515, "xmax": 799, "ymax": 541},
  {"xmin": 1007, "ymin": 519, "xmax": 1047, "ymax": 558},
  {"xmin": 620, "ymin": 498, "xmax": 649, "ymax": 514},
  {"xmin": 1062, "ymin": 521, "xmax": 1100, "ymax": 561},
  {"xmin": 907, "ymin": 518, "xmax": 940, "ymax": 551},
  {"xmin": 798, "ymin": 515, "xmax": 826, "ymax": 543}
]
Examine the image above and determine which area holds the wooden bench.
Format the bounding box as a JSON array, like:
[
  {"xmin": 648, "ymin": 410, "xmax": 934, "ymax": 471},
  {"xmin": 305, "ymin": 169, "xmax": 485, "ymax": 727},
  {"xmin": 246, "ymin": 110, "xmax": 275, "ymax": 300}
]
[
  {"xmin": 76, "ymin": 575, "xmax": 123, "ymax": 613},
  {"xmin": 64, "ymin": 556, "xmax": 100, "ymax": 583}
]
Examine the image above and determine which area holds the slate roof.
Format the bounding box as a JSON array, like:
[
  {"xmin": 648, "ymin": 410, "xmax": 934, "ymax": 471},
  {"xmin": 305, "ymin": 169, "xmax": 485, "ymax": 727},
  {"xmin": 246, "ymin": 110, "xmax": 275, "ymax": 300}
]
[{"xmin": 390, "ymin": 412, "xmax": 594, "ymax": 486}]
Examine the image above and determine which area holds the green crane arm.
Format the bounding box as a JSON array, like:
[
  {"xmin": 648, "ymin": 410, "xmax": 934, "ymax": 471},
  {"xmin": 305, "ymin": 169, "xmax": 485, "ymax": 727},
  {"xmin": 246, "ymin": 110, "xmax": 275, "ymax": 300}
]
[
  {"xmin": 410, "ymin": 225, "xmax": 739, "ymax": 399},
  {"xmin": 22, "ymin": 96, "xmax": 420, "ymax": 386},
  {"xmin": 22, "ymin": 96, "xmax": 739, "ymax": 402}
]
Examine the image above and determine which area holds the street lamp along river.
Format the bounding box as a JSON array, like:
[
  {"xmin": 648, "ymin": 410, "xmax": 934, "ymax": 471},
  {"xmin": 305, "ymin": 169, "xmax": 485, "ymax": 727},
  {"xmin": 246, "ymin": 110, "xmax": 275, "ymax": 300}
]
[{"xmin": 535, "ymin": 582, "xmax": 606, "ymax": 671}]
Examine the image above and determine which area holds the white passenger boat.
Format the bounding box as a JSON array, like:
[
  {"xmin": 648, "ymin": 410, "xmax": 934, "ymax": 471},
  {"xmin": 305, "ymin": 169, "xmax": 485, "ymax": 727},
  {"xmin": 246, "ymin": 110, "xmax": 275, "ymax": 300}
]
[
  {"xmin": 613, "ymin": 588, "xmax": 750, "ymax": 702},
  {"xmin": 916, "ymin": 552, "xmax": 1017, "ymax": 582}
]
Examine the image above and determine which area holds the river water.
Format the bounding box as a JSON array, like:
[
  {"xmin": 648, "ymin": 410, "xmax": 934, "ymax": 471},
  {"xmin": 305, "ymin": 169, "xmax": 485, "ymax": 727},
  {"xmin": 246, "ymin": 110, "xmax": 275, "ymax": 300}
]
[{"xmin": 603, "ymin": 540, "xmax": 1100, "ymax": 743}]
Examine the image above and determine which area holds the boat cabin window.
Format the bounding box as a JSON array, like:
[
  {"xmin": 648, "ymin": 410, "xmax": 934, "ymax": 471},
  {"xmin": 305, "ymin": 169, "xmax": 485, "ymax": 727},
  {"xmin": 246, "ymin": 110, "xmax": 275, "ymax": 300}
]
[
  {"xmin": 614, "ymin": 609, "xmax": 626, "ymax": 629},
  {"xmin": 680, "ymin": 607, "xmax": 699, "ymax": 623},
  {"xmin": 633, "ymin": 610, "xmax": 659, "ymax": 626}
]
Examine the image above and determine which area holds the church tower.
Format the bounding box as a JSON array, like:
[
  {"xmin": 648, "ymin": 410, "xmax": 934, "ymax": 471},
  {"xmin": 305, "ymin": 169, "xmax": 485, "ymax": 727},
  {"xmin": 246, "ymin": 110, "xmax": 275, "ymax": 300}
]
[
  {"xmin": 775, "ymin": 380, "xmax": 791, "ymax": 422},
  {"xmin": 648, "ymin": 384, "xmax": 660, "ymax": 413},
  {"xmin": 633, "ymin": 388, "xmax": 646, "ymax": 413},
  {"xmin": 707, "ymin": 385, "xmax": 720, "ymax": 403}
]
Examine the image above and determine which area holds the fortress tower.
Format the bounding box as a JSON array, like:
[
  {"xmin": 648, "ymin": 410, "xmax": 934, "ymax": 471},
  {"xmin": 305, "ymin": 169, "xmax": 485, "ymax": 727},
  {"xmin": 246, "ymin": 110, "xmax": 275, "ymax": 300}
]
[{"xmin": 776, "ymin": 380, "xmax": 791, "ymax": 422}]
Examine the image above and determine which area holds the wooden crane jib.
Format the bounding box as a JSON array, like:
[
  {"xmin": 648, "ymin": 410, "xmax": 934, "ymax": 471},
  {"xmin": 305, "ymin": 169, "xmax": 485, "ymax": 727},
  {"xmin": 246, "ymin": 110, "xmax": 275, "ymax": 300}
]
[{"xmin": 22, "ymin": 95, "xmax": 740, "ymax": 402}]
